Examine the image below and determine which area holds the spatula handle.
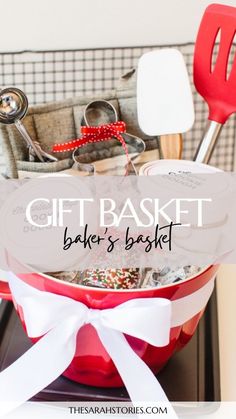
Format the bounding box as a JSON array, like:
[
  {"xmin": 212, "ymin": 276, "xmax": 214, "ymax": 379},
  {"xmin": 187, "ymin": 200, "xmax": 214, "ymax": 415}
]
[
  {"xmin": 194, "ymin": 121, "xmax": 222, "ymax": 164},
  {"xmin": 159, "ymin": 134, "xmax": 183, "ymax": 159}
]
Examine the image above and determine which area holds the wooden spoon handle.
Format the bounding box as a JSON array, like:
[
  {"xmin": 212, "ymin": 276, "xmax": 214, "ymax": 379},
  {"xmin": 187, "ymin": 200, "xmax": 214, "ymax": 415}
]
[{"xmin": 159, "ymin": 133, "xmax": 183, "ymax": 159}]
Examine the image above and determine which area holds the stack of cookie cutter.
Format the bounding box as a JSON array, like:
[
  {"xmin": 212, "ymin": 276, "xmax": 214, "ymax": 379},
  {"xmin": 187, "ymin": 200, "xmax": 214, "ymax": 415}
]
[{"xmin": 72, "ymin": 100, "xmax": 146, "ymax": 175}]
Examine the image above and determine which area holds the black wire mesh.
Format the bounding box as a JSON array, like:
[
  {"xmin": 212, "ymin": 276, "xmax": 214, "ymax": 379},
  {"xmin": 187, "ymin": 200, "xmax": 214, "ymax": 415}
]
[
  {"xmin": 0, "ymin": 47, "xmax": 158, "ymax": 102},
  {"xmin": 0, "ymin": 44, "xmax": 235, "ymax": 171}
]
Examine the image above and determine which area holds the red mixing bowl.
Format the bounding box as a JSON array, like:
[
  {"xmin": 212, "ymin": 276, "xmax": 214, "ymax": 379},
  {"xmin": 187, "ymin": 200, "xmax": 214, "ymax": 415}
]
[{"xmin": 0, "ymin": 265, "xmax": 218, "ymax": 387}]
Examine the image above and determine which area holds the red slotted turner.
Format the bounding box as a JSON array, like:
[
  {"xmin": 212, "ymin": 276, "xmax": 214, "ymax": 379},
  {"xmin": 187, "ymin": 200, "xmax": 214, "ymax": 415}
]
[{"xmin": 194, "ymin": 3, "xmax": 236, "ymax": 163}]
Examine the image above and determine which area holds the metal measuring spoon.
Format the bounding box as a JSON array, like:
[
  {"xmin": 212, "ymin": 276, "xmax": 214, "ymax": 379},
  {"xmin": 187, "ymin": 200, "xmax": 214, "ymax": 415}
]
[{"xmin": 0, "ymin": 87, "xmax": 58, "ymax": 162}]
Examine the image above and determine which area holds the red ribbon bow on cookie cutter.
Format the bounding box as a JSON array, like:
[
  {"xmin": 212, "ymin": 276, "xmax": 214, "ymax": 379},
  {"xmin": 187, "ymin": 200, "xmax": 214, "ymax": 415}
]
[
  {"xmin": 52, "ymin": 120, "xmax": 129, "ymax": 163},
  {"xmin": 52, "ymin": 100, "xmax": 145, "ymax": 175}
]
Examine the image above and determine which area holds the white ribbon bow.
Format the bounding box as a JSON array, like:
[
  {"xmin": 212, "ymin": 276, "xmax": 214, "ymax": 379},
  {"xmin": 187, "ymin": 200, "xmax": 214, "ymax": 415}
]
[{"xmin": 0, "ymin": 273, "xmax": 215, "ymax": 418}]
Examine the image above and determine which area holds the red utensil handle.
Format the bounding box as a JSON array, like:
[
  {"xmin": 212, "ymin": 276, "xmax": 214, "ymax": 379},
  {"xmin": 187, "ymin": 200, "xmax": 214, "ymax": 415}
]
[{"xmin": 0, "ymin": 280, "xmax": 12, "ymax": 301}]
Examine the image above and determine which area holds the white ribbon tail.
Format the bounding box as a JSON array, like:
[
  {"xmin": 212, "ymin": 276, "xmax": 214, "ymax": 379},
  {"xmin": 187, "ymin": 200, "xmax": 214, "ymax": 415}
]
[
  {"xmin": 0, "ymin": 318, "xmax": 80, "ymax": 417},
  {"xmin": 95, "ymin": 326, "xmax": 178, "ymax": 419}
]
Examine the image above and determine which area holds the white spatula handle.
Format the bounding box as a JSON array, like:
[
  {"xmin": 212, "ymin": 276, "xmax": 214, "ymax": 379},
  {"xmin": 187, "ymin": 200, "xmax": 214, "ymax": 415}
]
[{"xmin": 194, "ymin": 121, "xmax": 222, "ymax": 164}]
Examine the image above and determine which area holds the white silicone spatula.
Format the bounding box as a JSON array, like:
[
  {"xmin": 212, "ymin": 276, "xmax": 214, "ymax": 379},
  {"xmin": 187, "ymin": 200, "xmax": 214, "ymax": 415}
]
[{"xmin": 137, "ymin": 49, "xmax": 195, "ymax": 159}]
